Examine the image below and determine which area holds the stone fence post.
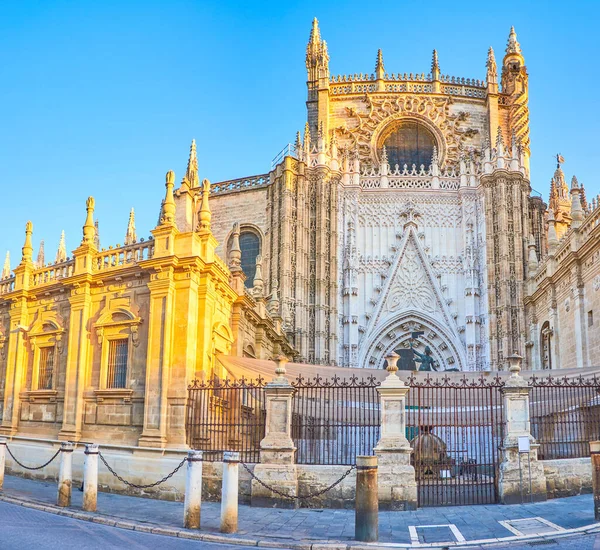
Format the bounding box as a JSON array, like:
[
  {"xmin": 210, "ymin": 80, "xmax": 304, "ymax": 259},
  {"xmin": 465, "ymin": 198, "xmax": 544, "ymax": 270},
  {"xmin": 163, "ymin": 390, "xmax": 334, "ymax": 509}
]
[
  {"xmin": 83, "ymin": 443, "xmax": 99, "ymax": 512},
  {"xmin": 374, "ymin": 352, "xmax": 417, "ymax": 510},
  {"xmin": 498, "ymin": 354, "xmax": 547, "ymax": 504},
  {"xmin": 590, "ymin": 441, "xmax": 600, "ymax": 521},
  {"xmin": 0, "ymin": 437, "xmax": 6, "ymax": 490},
  {"xmin": 251, "ymin": 356, "xmax": 298, "ymax": 508},
  {"xmin": 184, "ymin": 450, "xmax": 203, "ymax": 529},
  {"xmin": 57, "ymin": 441, "xmax": 75, "ymax": 507}
]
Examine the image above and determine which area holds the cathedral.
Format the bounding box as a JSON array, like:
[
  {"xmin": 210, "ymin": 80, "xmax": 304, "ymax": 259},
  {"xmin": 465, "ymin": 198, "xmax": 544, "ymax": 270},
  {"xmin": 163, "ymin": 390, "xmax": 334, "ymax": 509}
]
[
  {"xmin": 201, "ymin": 21, "xmax": 598, "ymax": 372},
  {"xmin": 0, "ymin": 19, "xmax": 599, "ymax": 448}
]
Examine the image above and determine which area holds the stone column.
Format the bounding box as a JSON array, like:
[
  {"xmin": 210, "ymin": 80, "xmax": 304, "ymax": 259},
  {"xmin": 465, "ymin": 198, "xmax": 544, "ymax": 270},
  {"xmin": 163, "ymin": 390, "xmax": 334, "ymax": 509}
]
[
  {"xmin": 221, "ymin": 451, "xmax": 239, "ymax": 533},
  {"xmin": 498, "ymin": 355, "xmax": 547, "ymax": 504},
  {"xmin": 0, "ymin": 437, "xmax": 6, "ymax": 490},
  {"xmin": 591, "ymin": 441, "xmax": 600, "ymax": 521},
  {"xmin": 57, "ymin": 442, "xmax": 75, "ymax": 507},
  {"xmin": 373, "ymin": 352, "xmax": 417, "ymax": 510},
  {"xmin": 183, "ymin": 450, "xmax": 203, "ymax": 529},
  {"xmin": 83, "ymin": 444, "xmax": 99, "ymax": 512},
  {"xmin": 251, "ymin": 357, "xmax": 298, "ymax": 508},
  {"xmin": 355, "ymin": 455, "xmax": 378, "ymax": 542}
]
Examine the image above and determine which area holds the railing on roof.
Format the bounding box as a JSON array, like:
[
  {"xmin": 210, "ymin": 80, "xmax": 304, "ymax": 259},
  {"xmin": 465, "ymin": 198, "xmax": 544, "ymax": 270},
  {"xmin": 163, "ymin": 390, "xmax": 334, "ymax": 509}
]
[
  {"xmin": 328, "ymin": 72, "xmax": 486, "ymax": 99},
  {"xmin": 360, "ymin": 163, "xmax": 461, "ymax": 191},
  {"xmin": 94, "ymin": 239, "xmax": 154, "ymax": 272},
  {"xmin": 271, "ymin": 143, "xmax": 298, "ymax": 169},
  {"xmin": 210, "ymin": 174, "xmax": 270, "ymax": 197},
  {"xmin": 31, "ymin": 259, "xmax": 75, "ymax": 287},
  {"xmin": 0, "ymin": 277, "xmax": 15, "ymax": 295}
]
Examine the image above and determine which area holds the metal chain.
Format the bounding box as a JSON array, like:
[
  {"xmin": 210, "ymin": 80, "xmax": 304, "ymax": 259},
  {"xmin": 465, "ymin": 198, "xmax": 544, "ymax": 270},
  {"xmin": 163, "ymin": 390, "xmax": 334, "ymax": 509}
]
[
  {"xmin": 6, "ymin": 446, "xmax": 61, "ymax": 471},
  {"xmin": 98, "ymin": 451, "xmax": 187, "ymax": 490},
  {"xmin": 241, "ymin": 462, "xmax": 356, "ymax": 501}
]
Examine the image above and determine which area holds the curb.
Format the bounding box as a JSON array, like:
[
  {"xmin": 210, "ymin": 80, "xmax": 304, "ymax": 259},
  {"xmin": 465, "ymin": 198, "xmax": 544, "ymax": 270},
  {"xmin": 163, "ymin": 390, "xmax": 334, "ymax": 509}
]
[{"xmin": 1, "ymin": 491, "xmax": 599, "ymax": 549}]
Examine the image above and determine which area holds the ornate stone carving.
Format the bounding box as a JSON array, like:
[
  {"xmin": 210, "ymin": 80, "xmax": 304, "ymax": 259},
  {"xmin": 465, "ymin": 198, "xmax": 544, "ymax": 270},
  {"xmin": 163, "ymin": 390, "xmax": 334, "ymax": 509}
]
[{"xmin": 338, "ymin": 94, "xmax": 478, "ymax": 166}]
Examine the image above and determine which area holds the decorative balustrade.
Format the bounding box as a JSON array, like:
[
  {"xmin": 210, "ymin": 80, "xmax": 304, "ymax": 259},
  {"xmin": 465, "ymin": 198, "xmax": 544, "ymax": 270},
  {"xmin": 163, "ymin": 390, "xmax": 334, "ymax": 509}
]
[
  {"xmin": 329, "ymin": 72, "xmax": 485, "ymax": 98},
  {"xmin": 94, "ymin": 240, "xmax": 154, "ymax": 271},
  {"xmin": 31, "ymin": 260, "xmax": 75, "ymax": 287},
  {"xmin": 210, "ymin": 174, "xmax": 270, "ymax": 196},
  {"xmin": 581, "ymin": 201, "xmax": 600, "ymax": 239},
  {"xmin": 359, "ymin": 164, "xmax": 462, "ymax": 191},
  {"xmin": 0, "ymin": 277, "xmax": 14, "ymax": 295}
]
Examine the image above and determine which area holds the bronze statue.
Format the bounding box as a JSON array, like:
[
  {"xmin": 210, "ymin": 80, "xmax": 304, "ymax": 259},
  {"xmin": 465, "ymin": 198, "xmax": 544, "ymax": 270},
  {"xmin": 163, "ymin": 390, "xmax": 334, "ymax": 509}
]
[{"xmin": 410, "ymin": 342, "xmax": 438, "ymax": 372}]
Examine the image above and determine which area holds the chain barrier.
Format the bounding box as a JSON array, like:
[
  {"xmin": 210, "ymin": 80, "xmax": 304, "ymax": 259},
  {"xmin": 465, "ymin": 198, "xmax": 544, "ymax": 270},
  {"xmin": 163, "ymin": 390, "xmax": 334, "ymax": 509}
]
[
  {"xmin": 240, "ymin": 461, "xmax": 356, "ymax": 501},
  {"xmin": 6, "ymin": 446, "xmax": 61, "ymax": 471},
  {"xmin": 98, "ymin": 451, "xmax": 187, "ymax": 490}
]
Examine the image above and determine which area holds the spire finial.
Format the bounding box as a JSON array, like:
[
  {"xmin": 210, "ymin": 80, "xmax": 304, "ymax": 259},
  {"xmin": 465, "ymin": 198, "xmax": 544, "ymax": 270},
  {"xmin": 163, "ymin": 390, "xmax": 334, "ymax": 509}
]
[
  {"xmin": 125, "ymin": 208, "xmax": 137, "ymax": 245},
  {"xmin": 198, "ymin": 178, "xmax": 212, "ymax": 232},
  {"xmin": 56, "ymin": 231, "xmax": 67, "ymax": 263},
  {"xmin": 486, "ymin": 47, "xmax": 497, "ymax": 77},
  {"xmin": 306, "ymin": 17, "xmax": 329, "ymax": 78},
  {"xmin": 36, "ymin": 240, "xmax": 45, "ymax": 268},
  {"xmin": 82, "ymin": 197, "xmax": 96, "ymax": 245},
  {"xmin": 160, "ymin": 171, "xmax": 176, "ymax": 226},
  {"xmin": 184, "ymin": 139, "xmax": 199, "ymax": 189},
  {"xmin": 506, "ymin": 26, "xmax": 522, "ymax": 55},
  {"xmin": 2, "ymin": 251, "xmax": 10, "ymax": 279},
  {"xmin": 495, "ymin": 126, "xmax": 505, "ymax": 149},
  {"xmin": 229, "ymin": 222, "xmax": 242, "ymax": 271},
  {"xmin": 253, "ymin": 254, "xmax": 264, "ymax": 297},
  {"xmin": 309, "ymin": 17, "xmax": 321, "ymax": 45},
  {"xmin": 303, "ymin": 121, "xmax": 311, "ymax": 155},
  {"xmin": 431, "ymin": 49, "xmax": 440, "ymax": 78},
  {"xmin": 94, "ymin": 220, "xmax": 100, "ymax": 249},
  {"xmin": 527, "ymin": 235, "xmax": 539, "ymax": 274},
  {"xmin": 376, "ymin": 49, "xmax": 385, "ymax": 79},
  {"xmin": 22, "ymin": 221, "xmax": 34, "ymax": 263}
]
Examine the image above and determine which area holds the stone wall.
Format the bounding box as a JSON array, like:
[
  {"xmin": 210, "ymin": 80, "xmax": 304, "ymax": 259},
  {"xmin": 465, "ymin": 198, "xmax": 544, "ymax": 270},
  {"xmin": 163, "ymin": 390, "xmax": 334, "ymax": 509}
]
[{"xmin": 543, "ymin": 457, "xmax": 592, "ymax": 499}]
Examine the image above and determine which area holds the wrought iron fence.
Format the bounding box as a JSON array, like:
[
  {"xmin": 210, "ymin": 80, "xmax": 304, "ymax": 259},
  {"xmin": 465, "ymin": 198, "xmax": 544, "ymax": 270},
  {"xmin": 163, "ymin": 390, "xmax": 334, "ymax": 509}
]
[
  {"xmin": 186, "ymin": 377, "xmax": 267, "ymax": 463},
  {"xmin": 529, "ymin": 375, "xmax": 600, "ymax": 460},
  {"xmin": 406, "ymin": 374, "xmax": 505, "ymax": 507},
  {"xmin": 291, "ymin": 375, "xmax": 381, "ymax": 465}
]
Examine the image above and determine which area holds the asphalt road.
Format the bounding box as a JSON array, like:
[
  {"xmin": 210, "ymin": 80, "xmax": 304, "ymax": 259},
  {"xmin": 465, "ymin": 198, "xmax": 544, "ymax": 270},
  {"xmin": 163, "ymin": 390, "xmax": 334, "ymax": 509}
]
[
  {"xmin": 1, "ymin": 499, "xmax": 599, "ymax": 549},
  {"xmin": 0, "ymin": 501, "xmax": 257, "ymax": 550}
]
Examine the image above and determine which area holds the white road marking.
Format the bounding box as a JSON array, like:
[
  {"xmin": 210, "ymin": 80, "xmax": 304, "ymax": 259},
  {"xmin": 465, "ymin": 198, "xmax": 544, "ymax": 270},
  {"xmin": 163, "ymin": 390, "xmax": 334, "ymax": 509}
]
[
  {"xmin": 408, "ymin": 523, "xmax": 466, "ymax": 544},
  {"xmin": 498, "ymin": 516, "xmax": 565, "ymax": 536}
]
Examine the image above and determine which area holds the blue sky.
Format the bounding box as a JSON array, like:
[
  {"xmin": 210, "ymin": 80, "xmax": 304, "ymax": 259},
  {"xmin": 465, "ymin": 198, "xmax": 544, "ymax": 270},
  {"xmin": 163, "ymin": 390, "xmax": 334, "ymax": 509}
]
[{"xmin": 0, "ymin": 0, "xmax": 597, "ymax": 266}]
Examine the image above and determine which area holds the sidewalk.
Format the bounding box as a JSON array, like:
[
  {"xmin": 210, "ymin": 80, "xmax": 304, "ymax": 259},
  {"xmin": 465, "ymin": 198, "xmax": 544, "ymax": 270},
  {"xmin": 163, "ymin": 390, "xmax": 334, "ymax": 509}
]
[{"xmin": 1, "ymin": 474, "xmax": 598, "ymax": 549}]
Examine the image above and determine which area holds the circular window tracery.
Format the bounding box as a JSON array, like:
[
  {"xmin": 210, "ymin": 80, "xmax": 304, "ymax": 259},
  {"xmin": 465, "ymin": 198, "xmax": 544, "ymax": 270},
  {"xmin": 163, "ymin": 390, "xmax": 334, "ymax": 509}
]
[{"xmin": 378, "ymin": 121, "xmax": 437, "ymax": 169}]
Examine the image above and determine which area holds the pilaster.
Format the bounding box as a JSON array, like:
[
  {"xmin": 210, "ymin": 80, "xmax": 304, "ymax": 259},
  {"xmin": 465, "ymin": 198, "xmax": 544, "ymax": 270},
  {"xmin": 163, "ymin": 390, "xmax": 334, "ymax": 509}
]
[
  {"xmin": 252, "ymin": 358, "xmax": 298, "ymax": 508},
  {"xmin": 373, "ymin": 353, "xmax": 417, "ymax": 510},
  {"xmin": 498, "ymin": 355, "xmax": 547, "ymax": 504}
]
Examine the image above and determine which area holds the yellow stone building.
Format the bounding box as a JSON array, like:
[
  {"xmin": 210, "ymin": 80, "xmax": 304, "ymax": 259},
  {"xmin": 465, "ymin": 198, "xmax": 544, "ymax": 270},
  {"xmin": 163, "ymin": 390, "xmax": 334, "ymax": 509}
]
[{"xmin": 0, "ymin": 167, "xmax": 292, "ymax": 449}]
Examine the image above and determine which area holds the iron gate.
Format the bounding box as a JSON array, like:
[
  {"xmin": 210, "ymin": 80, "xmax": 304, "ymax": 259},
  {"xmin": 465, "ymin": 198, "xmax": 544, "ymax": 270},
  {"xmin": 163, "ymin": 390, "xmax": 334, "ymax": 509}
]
[
  {"xmin": 529, "ymin": 374, "xmax": 600, "ymax": 460},
  {"xmin": 291, "ymin": 374, "xmax": 381, "ymax": 465},
  {"xmin": 186, "ymin": 376, "xmax": 266, "ymax": 462},
  {"xmin": 406, "ymin": 375, "xmax": 505, "ymax": 506}
]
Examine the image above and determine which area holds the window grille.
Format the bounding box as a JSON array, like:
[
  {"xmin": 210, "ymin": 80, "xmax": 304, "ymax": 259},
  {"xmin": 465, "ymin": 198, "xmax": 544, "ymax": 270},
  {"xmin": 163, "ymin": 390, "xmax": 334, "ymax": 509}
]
[
  {"xmin": 107, "ymin": 339, "xmax": 128, "ymax": 389},
  {"xmin": 239, "ymin": 232, "xmax": 260, "ymax": 288},
  {"xmin": 39, "ymin": 347, "xmax": 55, "ymax": 390}
]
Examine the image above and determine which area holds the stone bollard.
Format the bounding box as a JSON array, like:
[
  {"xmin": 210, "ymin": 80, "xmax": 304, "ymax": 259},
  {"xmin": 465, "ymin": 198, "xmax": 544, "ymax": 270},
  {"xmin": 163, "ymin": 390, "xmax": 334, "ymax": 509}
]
[
  {"xmin": 221, "ymin": 452, "xmax": 240, "ymax": 533},
  {"xmin": 355, "ymin": 455, "xmax": 378, "ymax": 543},
  {"xmin": 591, "ymin": 441, "xmax": 600, "ymax": 521},
  {"xmin": 83, "ymin": 444, "xmax": 99, "ymax": 512},
  {"xmin": 183, "ymin": 450, "xmax": 203, "ymax": 529},
  {"xmin": 0, "ymin": 437, "xmax": 6, "ymax": 491},
  {"xmin": 57, "ymin": 442, "xmax": 75, "ymax": 507}
]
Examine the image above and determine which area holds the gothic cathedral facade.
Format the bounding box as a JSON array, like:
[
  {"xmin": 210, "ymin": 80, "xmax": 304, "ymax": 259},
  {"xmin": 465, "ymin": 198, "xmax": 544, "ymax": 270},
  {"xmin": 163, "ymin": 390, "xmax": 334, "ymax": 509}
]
[{"xmin": 199, "ymin": 22, "xmax": 560, "ymax": 372}]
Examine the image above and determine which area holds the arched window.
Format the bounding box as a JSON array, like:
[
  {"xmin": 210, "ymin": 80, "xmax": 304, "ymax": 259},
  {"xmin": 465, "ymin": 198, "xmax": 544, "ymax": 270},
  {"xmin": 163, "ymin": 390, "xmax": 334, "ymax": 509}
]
[
  {"xmin": 379, "ymin": 121, "xmax": 437, "ymax": 169},
  {"xmin": 540, "ymin": 322, "xmax": 552, "ymax": 370},
  {"xmin": 239, "ymin": 232, "xmax": 260, "ymax": 288}
]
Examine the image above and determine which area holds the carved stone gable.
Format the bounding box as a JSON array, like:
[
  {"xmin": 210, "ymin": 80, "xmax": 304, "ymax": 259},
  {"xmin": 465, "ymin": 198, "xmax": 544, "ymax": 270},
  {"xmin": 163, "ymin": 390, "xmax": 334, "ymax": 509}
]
[
  {"xmin": 386, "ymin": 239, "xmax": 436, "ymax": 314},
  {"xmin": 368, "ymin": 226, "xmax": 455, "ymax": 333}
]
